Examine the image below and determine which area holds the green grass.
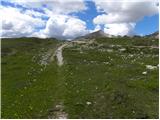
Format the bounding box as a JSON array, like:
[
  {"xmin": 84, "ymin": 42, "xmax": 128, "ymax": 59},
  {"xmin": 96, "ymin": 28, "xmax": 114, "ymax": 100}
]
[
  {"xmin": 62, "ymin": 38, "xmax": 158, "ymax": 118},
  {"xmin": 2, "ymin": 38, "xmax": 65, "ymax": 118},
  {"xmin": 95, "ymin": 37, "xmax": 158, "ymax": 46},
  {"xmin": 1, "ymin": 37, "xmax": 159, "ymax": 118}
]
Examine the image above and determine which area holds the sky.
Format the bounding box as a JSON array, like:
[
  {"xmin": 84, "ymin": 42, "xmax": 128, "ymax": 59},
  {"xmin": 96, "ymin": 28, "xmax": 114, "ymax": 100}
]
[{"xmin": 0, "ymin": 0, "xmax": 159, "ymax": 40}]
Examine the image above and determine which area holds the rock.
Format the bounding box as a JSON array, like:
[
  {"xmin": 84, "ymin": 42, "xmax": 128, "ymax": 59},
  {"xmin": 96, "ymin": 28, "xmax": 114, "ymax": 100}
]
[{"xmin": 86, "ymin": 101, "xmax": 92, "ymax": 105}]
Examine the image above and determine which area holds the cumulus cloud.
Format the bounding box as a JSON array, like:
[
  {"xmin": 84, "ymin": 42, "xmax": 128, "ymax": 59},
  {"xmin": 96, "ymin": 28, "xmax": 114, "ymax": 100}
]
[
  {"xmin": 0, "ymin": 5, "xmax": 45, "ymax": 37},
  {"xmin": 1, "ymin": 0, "xmax": 159, "ymax": 39},
  {"xmin": 1, "ymin": 0, "xmax": 88, "ymax": 39},
  {"xmin": 9, "ymin": 0, "xmax": 87, "ymax": 14},
  {"xmin": 42, "ymin": 14, "xmax": 88, "ymax": 39},
  {"xmin": 104, "ymin": 23, "xmax": 135, "ymax": 36},
  {"xmin": 93, "ymin": 0, "xmax": 159, "ymax": 36},
  {"xmin": 25, "ymin": 9, "xmax": 47, "ymax": 18}
]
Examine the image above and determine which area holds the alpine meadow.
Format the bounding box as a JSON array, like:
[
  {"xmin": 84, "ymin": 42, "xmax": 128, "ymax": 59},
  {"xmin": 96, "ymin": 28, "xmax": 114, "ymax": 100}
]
[{"xmin": 1, "ymin": 0, "xmax": 159, "ymax": 119}]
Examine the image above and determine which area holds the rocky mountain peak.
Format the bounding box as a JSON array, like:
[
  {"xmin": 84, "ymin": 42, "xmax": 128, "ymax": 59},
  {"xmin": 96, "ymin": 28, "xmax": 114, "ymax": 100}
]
[{"xmin": 74, "ymin": 30, "xmax": 111, "ymax": 40}]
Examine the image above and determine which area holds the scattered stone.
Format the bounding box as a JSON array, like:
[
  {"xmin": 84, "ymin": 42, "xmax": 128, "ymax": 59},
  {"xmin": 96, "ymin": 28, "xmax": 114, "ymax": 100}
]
[
  {"xmin": 80, "ymin": 51, "xmax": 83, "ymax": 54},
  {"xmin": 119, "ymin": 48, "xmax": 126, "ymax": 52},
  {"xmin": 140, "ymin": 51, "xmax": 144, "ymax": 54},
  {"xmin": 103, "ymin": 62, "xmax": 109, "ymax": 64},
  {"xmin": 146, "ymin": 65, "xmax": 157, "ymax": 70},
  {"xmin": 142, "ymin": 71, "xmax": 147, "ymax": 75},
  {"xmin": 107, "ymin": 49, "xmax": 113, "ymax": 52},
  {"xmin": 132, "ymin": 110, "xmax": 135, "ymax": 114},
  {"xmin": 86, "ymin": 101, "xmax": 92, "ymax": 105},
  {"xmin": 129, "ymin": 54, "xmax": 134, "ymax": 57}
]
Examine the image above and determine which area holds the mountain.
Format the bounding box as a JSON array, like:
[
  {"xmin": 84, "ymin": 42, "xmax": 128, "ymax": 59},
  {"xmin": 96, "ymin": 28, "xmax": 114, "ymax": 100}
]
[
  {"xmin": 146, "ymin": 31, "xmax": 159, "ymax": 39},
  {"xmin": 75, "ymin": 30, "xmax": 112, "ymax": 40}
]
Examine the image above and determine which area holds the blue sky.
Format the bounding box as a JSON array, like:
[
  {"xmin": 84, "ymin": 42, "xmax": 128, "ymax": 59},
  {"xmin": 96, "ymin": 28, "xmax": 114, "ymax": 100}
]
[
  {"xmin": 135, "ymin": 15, "xmax": 159, "ymax": 35},
  {"xmin": 75, "ymin": 1, "xmax": 159, "ymax": 36},
  {"xmin": 1, "ymin": 0, "xmax": 159, "ymax": 39},
  {"xmin": 71, "ymin": 1, "xmax": 101, "ymax": 30}
]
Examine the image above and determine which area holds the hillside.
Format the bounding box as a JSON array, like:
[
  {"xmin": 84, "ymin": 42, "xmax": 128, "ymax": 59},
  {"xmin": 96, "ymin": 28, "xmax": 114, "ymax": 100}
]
[
  {"xmin": 1, "ymin": 36, "xmax": 159, "ymax": 118},
  {"xmin": 75, "ymin": 30, "xmax": 112, "ymax": 40},
  {"xmin": 146, "ymin": 31, "xmax": 159, "ymax": 39}
]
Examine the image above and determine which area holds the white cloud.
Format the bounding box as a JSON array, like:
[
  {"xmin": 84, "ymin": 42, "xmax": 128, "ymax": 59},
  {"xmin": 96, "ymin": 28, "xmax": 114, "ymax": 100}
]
[
  {"xmin": 47, "ymin": 0, "xmax": 87, "ymax": 14},
  {"xmin": 42, "ymin": 14, "xmax": 88, "ymax": 39},
  {"xmin": 25, "ymin": 9, "xmax": 47, "ymax": 18},
  {"xmin": 1, "ymin": 0, "xmax": 88, "ymax": 39},
  {"xmin": 9, "ymin": 0, "xmax": 87, "ymax": 14},
  {"xmin": 93, "ymin": 0, "xmax": 158, "ymax": 36},
  {"xmin": 0, "ymin": 6, "xmax": 45, "ymax": 37},
  {"xmin": 104, "ymin": 23, "xmax": 135, "ymax": 36},
  {"xmin": 2, "ymin": 0, "xmax": 158, "ymax": 39}
]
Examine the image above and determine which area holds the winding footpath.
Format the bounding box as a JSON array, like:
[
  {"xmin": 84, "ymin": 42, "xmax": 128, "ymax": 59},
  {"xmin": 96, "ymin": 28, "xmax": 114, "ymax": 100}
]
[
  {"xmin": 55, "ymin": 43, "xmax": 68, "ymax": 66},
  {"xmin": 55, "ymin": 40, "xmax": 88, "ymax": 66},
  {"xmin": 54, "ymin": 40, "xmax": 159, "ymax": 67}
]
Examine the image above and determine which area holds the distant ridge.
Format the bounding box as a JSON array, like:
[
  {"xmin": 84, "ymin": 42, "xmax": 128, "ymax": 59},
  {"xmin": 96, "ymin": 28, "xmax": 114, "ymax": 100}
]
[
  {"xmin": 74, "ymin": 30, "xmax": 112, "ymax": 40},
  {"xmin": 146, "ymin": 31, "xmax": 159, "ymax": 39}
]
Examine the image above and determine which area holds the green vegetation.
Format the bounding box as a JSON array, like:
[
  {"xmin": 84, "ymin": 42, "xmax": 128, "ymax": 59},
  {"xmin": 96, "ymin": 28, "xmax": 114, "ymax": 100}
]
[
  {"xmin": 95, "ymin": 37, "xmax": 158, "ymax": 46},
  {"xmin": 1, "ymin": 37, "xmax": 159, "ymax": 118},
  {"xmin": 2, "ymin": 38, "xmax": 64, "ymax": 118}
]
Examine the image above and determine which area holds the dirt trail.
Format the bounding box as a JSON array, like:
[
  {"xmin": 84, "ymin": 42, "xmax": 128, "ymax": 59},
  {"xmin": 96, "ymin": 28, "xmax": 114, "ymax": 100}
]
[
  {"xmin": 54, "ymin": 39, "xmax": 96, "ymax": 66},
  {"xmin": 54, "ymin": 40, "xmax": 90, "ymax": 66},
  {"xmin": 54, "ymin": 39, "xmax": 159, "ymax": 67},
  {"xmin": 55, "ymin": 43, "xmax": 68, "ymax": 66},
  {"xmin": 54, "ymin": 41, "xmax": 85, "ymax": 66}
]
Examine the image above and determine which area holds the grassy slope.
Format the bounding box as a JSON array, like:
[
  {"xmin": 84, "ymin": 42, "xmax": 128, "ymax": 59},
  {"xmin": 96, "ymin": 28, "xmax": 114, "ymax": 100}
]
[
  {"xmin": 2, "ymin": 37, "xmax": 159, "ymax": 118},
  {"xmin": 62, "ymin": 37, "xmax": 159, "ymax": 118},
  {"xmin": 1, "ymin": 38, "xmax": 65, "ymax": 118}
]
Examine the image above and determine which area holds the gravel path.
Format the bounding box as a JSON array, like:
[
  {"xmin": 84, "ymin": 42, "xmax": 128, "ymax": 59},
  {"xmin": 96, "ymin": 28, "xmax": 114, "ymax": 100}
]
[{"xmin": 55, "ymin": 43, "xmax": 68, "ymax": 66}]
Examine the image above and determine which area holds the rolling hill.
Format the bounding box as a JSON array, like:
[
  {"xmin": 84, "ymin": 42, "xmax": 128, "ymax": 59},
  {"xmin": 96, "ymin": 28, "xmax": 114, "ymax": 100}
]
[{"xmin": 1, "ymin": 32, "xmax": 159, "ymax": 119}]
